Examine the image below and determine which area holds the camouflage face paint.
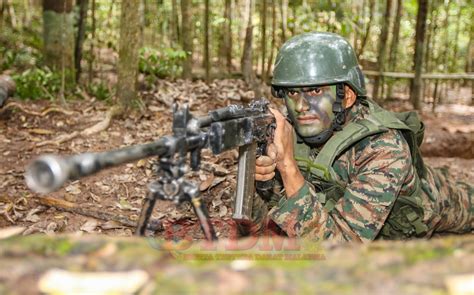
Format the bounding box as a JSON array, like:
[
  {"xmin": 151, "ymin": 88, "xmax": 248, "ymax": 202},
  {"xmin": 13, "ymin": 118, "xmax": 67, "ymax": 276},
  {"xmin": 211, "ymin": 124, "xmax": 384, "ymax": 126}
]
[{"xmin": 284, "ymin": 86, "xmax": 336, "ymax": 137}]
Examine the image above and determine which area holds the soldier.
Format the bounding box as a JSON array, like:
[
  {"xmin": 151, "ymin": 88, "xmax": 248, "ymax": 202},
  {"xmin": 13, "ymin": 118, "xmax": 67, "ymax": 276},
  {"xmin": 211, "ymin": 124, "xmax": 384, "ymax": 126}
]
[{"xmin": 250, "ymin": 32, "xmax": 473, "ymax": 241}]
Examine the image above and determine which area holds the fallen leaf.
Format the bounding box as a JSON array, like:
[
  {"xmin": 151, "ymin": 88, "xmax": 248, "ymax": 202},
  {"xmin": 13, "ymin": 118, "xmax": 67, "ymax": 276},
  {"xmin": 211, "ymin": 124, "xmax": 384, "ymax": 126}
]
[
  {"xmin": 210, "ymin": 177, "xmax": 226, "ymax": 190},
  {"xmin": 65, "ymin": 184, "xmax": 81, "ymax": 195},
  {"xmin": 29, "ymin": 128, "xmax": 55, "ymax": 135},
  {"xmin": 0, "ymin": 226, "xmax": 26, "ymax": 239},
  {"xmin": 199, "ymin": 174, "xmax": 215, "ymax": 191},
  {"xmin": 101, "ymin": 220, "xmax": 124, "ymax": 230},
  {"xmin": 45, "ymin": 222, "xmax": 58, "ymax": 234},
  {"xmin": 80, "ymin": 219, "xmax": 98, "ymax": 233},
  {"xmin": 25, "ymin": 213, "xmax": 40, "ymax": 223},
  {"xmin": 136, "ymin": 159, "xmax": 147, "ymax": 168},
  {"xmin": 219, "ymin": 205, "xmax": 228, "ymax": 217}
]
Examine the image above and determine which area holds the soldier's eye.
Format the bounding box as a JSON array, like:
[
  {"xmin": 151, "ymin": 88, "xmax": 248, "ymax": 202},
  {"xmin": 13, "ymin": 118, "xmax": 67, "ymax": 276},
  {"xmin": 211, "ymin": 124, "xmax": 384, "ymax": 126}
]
[
  {"xmin": 307, "ymin": 88, "xmax": 322, "ymax": 96},
  {"xmin": 287, "ymin": 90, "xmax": 299, "ymax": 98}
]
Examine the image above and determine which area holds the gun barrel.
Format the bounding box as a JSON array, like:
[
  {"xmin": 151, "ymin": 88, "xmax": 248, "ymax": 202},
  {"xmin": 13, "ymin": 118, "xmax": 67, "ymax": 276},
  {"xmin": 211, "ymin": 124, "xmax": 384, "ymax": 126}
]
[{"xmin": 25, "ymin": 138, "xmax": 170, "ymax": 194}]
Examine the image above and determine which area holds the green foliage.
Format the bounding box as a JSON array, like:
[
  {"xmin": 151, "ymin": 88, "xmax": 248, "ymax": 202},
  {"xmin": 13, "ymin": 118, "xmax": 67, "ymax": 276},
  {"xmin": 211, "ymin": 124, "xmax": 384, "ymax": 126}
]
[
  {"xmin": 138, "ymin": 47, "xmax": 187, "ymax": 79},
  {"xmin": 87, "ymin": 81, "xmax": 112, "ymax": 101},
  {"xmin": 13, "ymin": 67, "xmax": 62, "ymax": 100}
]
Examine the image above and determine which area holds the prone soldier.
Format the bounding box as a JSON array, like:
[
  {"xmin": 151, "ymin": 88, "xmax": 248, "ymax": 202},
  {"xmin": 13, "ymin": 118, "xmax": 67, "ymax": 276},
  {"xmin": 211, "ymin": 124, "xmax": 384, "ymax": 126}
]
[{"xmin": 250, "ymin": 32, "xmax": 473, "ymax": 241}]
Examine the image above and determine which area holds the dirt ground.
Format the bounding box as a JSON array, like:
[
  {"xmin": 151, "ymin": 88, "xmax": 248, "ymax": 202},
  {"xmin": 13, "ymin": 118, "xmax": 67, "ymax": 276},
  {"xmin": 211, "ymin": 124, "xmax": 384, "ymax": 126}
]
[{"xmin": 0, "ymin": 79, "xmax": 473, "ymax": 240}]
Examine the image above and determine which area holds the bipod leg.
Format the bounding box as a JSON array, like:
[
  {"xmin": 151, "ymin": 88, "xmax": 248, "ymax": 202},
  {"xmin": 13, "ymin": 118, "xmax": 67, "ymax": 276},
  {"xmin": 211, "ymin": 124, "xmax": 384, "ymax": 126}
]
[
  {"xmin": 135, "ymin": 192, "xmax": 157, "ymax": 236},
  {"xmin": 190, "ymin": 195, "xmax": 217, "ymax": 241}
]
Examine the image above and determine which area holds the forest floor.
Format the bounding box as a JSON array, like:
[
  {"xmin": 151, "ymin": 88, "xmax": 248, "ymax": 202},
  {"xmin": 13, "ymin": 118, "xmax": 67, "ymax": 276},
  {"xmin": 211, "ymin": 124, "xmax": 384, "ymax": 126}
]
[{"xmin": 0, "ymin": 79, "xmax": 473, "ymax": 293}]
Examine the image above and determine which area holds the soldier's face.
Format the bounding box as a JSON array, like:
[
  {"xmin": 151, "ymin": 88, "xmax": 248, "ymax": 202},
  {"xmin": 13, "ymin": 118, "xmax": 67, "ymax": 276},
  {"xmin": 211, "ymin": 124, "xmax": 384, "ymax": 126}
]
[{"xmin": 284, "ymin": 86, "xmax": 336, "ymax": 137}]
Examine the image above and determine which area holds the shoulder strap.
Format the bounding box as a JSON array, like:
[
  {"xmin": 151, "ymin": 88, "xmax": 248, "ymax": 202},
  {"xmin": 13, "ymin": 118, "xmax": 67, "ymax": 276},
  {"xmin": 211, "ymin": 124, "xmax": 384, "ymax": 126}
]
[{"xmin": 314, "ymin": 118, "xmax": 388, "ymax": 180}]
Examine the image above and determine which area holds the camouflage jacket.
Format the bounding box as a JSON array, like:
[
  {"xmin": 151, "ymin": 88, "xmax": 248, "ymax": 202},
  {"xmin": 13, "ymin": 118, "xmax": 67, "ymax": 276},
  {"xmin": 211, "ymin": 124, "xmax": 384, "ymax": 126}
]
[{"xmin": 255, "ymin": 102, "xmax": 473, "ymax": 242}]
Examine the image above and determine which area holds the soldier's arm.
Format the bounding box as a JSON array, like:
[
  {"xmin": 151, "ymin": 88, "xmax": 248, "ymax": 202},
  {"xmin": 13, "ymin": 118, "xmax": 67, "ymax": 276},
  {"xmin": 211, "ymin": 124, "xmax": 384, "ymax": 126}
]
[{"xmin": 269, "ymin": 130, "xmax": 412, "ymax": 242}]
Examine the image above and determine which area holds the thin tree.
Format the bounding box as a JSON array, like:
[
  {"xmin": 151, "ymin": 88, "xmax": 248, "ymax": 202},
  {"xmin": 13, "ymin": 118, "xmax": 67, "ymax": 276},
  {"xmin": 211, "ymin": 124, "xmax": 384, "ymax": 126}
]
[
  {"xmin": 88, "ymin": 0, "xmax": 96, "ymax": 84},
  {"xmin": 264, "ymin": 0, "xmax": 276, "ymax": 83},
  {"xmin": 387, "ymin": 0, "xmax": 402, "ymax": 99},
  {"xmin": 74, "ymin": 0, "xmax": 88, "ymax": 83},
  {"xmin": 171, "ymin": 0, "xmax": 180, "ymax": 46},
  {"xmin": 241, "ymin": 0, "xmax": 254, "ymax": 85},
  {"xmin": 410, "ymin": 0, "xmax": 429, "ymax": 111},
  {"xmin": 204, "ymin": 0, "xmax": 210, "ymax": 83},
  {"xmin": 449, "ymin": 5, "xmax": 462, "ymax": 73},
  {"xmin": 372, "ymin": 0, "xmax": 393, "ymax": 101},
  {"xmin": 181, "ymin": 0, "xmax": 193, "ymax": 79},
  {"xmin": 218, "ymin": 0, "xmax": 233, "ymax": 73},
  {"xmin": 260, "ymin": 0, "xmax": 267, "ymax": 77},
  {"xmin": 116, "ymin": 0, "xmax": 141, "ymax": 111},
  {"xmin": 225, "ymin": 0, "xmax": 233, "ymax": 73},
  {"xmin": 241, "ymin": 0, "xmax": 262, "ymax": 99},
  {"xmin": 357, "ymin": 0, "xmax": 375, "ymax": 59},
  {"xmin": 280, "ymin": 0, "xmax": 288, "ymax": 43}
]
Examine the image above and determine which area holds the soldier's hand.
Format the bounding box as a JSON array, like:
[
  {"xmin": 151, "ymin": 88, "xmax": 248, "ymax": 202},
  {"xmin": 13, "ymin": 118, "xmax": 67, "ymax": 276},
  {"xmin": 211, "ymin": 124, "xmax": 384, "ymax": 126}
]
[
  {"xmin": 268, "ymin": 108, "xmax": 305, "ymax": 197},
  {"xmin": 255, "ymin": 144, "xmax": 277, "ymax": 181},
  {"xmin": 268, "ymin": 108, "xmax": 296, "ymax": 171}
]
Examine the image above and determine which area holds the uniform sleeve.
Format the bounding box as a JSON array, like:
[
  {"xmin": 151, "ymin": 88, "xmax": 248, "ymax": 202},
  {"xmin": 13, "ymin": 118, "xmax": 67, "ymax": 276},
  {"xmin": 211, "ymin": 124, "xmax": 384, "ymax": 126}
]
[{"xmin": 268, "ymin": 130, "xmax": 412, "ymax": 242}]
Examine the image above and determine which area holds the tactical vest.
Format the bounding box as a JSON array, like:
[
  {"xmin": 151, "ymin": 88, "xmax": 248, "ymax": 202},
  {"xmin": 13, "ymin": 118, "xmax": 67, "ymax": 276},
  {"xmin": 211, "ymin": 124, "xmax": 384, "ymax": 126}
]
[{"xmin": 294, "ymin": 99, "xmax": 429, "ymax": 239}]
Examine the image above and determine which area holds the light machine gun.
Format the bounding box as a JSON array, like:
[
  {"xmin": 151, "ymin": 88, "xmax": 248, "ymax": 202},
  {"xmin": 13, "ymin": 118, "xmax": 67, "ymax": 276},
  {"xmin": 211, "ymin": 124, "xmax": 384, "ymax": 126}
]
[{"xmin": 25, "ymin": 99, "xmax": 275, "ymax": 241}]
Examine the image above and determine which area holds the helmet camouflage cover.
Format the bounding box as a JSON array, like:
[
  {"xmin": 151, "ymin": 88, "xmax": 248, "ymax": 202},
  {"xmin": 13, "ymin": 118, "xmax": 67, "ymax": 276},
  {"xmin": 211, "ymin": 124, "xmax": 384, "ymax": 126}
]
[{"xmin": 272, "ymin": 32, "xmax": 366, "ymax": 97}]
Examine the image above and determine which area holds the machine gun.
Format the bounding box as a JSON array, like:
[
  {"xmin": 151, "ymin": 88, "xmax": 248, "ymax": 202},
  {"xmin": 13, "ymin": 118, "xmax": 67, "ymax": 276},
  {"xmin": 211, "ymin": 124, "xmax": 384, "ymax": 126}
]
[{"xmin": 25, "ymin": 99, "xmax": 275, "ymax": 241}]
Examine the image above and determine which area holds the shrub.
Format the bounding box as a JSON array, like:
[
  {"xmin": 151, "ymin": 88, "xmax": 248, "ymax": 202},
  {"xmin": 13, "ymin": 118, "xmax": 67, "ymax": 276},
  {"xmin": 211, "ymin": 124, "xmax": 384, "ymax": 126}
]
[
  {"xmin": 13, "ymin": 67, "xmax": 62, "ymax": 100},
  {"xmin": 138, "ymin": 46, "xmax": 187, "ymax": 79}
]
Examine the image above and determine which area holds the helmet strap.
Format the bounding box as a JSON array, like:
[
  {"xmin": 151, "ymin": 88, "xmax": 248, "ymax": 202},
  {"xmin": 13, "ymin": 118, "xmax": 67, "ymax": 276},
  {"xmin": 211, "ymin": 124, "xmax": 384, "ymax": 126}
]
[{"xmin": 297, "ymin": 83, "xmax": 347, "ymax": 147}]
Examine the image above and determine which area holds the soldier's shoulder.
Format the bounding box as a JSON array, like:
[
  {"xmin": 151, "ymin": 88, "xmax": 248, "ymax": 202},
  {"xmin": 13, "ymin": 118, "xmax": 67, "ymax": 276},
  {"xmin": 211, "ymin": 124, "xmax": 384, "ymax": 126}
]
[{"xmin": 351, "ymin": 128, "xmax": 410, "ymax": 162}]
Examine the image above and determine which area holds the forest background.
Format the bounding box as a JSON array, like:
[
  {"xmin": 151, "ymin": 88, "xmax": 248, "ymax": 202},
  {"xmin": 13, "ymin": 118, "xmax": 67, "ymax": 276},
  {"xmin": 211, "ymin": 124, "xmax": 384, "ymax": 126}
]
[{"xmin": 0, "ymin": 0, "xmax": 472, "ymax": 111}]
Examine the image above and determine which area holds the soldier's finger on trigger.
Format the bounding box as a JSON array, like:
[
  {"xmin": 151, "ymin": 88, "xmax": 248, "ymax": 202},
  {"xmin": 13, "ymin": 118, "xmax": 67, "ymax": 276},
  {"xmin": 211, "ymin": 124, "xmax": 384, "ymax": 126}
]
[
  {"xmin": 266, "ymin": 144, "xmax": 277, "ymax": 161},
  {"xmin": 256, "ymin": 162, "xmax": 276, "ymax": 174}
]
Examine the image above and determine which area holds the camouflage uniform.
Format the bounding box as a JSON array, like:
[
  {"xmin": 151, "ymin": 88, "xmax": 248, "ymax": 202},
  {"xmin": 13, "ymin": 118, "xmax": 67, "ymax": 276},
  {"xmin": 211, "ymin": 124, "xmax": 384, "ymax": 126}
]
[{"xmin": 254, "ymin": 102, "xmax": 473, "ymax": 242}]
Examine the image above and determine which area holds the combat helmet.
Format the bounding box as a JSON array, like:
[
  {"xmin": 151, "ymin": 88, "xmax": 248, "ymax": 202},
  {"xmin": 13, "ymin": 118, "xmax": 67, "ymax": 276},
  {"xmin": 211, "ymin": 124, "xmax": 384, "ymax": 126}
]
[
  {"xmin": 271, "ymin": 32, "xmax": 366, "ymax": 98},
  {"xmin": 270, "ymin": 32, "xmax": 367, "ymax": 145}
]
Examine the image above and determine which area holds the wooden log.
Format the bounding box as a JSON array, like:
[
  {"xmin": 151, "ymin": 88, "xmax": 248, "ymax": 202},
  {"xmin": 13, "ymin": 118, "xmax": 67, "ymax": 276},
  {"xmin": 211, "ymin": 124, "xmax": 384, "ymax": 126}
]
[{"xmin": 0, "ymin": 75, "xmax": 16, "ymax": 107}]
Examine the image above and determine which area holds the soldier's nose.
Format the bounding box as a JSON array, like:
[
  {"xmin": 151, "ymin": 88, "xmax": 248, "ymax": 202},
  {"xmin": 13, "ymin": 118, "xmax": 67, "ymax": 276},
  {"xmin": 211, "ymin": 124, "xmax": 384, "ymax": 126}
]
[{"xmin": 296, "ymin": 96, "xmax": 309, "ymax": 112}]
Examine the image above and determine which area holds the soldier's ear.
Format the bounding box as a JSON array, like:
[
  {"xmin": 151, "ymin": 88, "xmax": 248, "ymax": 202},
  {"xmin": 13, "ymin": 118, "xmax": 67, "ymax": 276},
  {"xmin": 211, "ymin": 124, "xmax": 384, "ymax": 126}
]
[{"xmin": 343, "ymin": 85, "xmax": 356, "ymax": 109}]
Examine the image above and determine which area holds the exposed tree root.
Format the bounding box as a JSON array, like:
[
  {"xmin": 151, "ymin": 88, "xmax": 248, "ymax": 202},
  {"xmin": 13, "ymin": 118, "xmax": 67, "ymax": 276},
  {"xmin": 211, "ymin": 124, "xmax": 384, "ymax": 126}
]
[
  {"xmin": 36, "ymin": 196, "xmax": 162, "ymax": 232},
  {"xmin": 1, "ymin": 102, "xmax": 74, "ymax": 117},
  {"xmin": 36, "ymin": 105, "xmax": 121, "ymax": 147}
]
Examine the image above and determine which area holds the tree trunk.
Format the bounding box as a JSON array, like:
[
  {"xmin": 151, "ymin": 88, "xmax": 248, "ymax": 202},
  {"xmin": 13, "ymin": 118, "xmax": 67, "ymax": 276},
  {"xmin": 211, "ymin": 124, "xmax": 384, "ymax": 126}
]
[
  {"xmin": 88, "ymin": 0, "xmax": 96, "ymax": 84},
  {"xmin": 264, "ymin": 0, "xmax": 276, "ymax": 83},
  {"xmin": 241, "ymin": 0, "xmax": 254, "ymax": 85},
  {"xmin": 372, "ymin": 0, "xmax": 392, "ymax": 101},
  {"xmin": 225, "ymin": 0, "xmax": 233, "ymax": 73},
  {"xmin": 386, "ymin": 0, "xmax": 402, "ymax": 99},
  {"xmin": 74, "ymin": 0, "xmax": 88, "ymax": 83},
  {"xmin": 5, "ymin": 0, "xmax": 18, "ymax": 29},
  {"xmin": 449, "ymin": 6, "xmax": 462, "ymax": 73},
  {"xmin": 409, "ymin": 0, "xmax": 429, "ymax": 111},
  {"xmin": 357, "ymin": 0, "xmax": 375, "ymax": 59},
  {"xmin": 280, "ymin": 0, "xmax": 288, "ymax": 43},
  {"xmin": 218, "ymin": 0, "xmax": 233, "ymax": 73},
  {"xmin": 181, "ymin": 0, "xmax": 193, "ymax": 79},
  {"xmin": 240, "ymin": 0, "xmax": 262, "ymax": 99},
  {"xmin": 439, "ymin": 0, "xmax": 451, "ymax": 104},
  {"xmin": 204, "ymin": 0, "xmax": 210, "ymax": 83},
  {"xmin": 260, "ymin": 0, "xmax": 267, "ymax": 77},
  {"xmin": 116, "ymin": 0, "xmax": 141, "ymax": 111},
  {"xmin": 469, "ymin": 9, "xmax": 474, "ymax": 105},
  {"xmin": 290, "ymin": 0, "xmax": 296, "ymax": 35},
  {"xmin": 43, "ymin": 0, "xmax": 75, "ymax": 83},
  {"xmin": 170, "ymin": 0, "xmax": 180, "ymax": 46}
]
